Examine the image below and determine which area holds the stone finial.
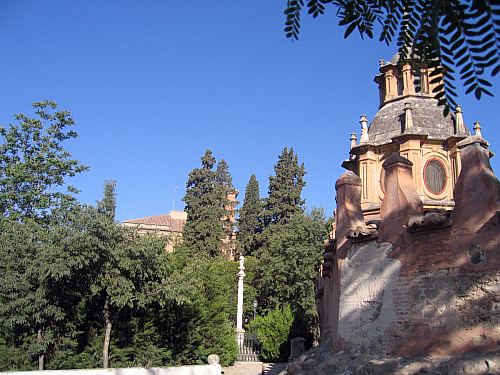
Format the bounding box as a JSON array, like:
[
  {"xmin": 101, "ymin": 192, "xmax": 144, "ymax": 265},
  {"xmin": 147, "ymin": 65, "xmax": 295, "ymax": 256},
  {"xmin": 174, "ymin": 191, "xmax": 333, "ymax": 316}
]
[
  {"xmin": 473, "ymin": 121, "xmax": 482, "ymax": 137},
  {"xmin": 454, "ymin": 105, "xmax": 466, "ymax": 134},
  {"xmin": 359, "ymin": 115, "xmax": 370, "ymax": 143},
  {"xmin": 349, "ymin": 133, "xmax": 357, "ymax": 149},
  {"xmin": 403, "ymin": 102, "xmax": 414, "ymax": 132}
]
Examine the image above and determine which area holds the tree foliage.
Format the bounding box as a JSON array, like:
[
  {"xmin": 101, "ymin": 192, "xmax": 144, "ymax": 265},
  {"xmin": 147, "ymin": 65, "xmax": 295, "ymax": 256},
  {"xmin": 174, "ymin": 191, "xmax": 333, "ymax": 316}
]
[
  {"xmin": 284, "ymin": 0, "xmax": 500, "ymax": 111},
  {"xmin": 237, "ymin": 174, "xmax": 262, "ymax": 256},
  {"xmin": 0, "ymin": 100, "xmax": 87, "ymax": 221},
  {"xmin": 255, "ymin": 212, "xmax": 326, "ymax": 326},
  {"xmin": 247, "ymin": 305, "xmax": 294, "ymax": 362},
  {"xmin": 182, "ymin": 150, "xmax": 226, "ymax": 257},
  {"xmin": 263, "ymin": 147, "xmax": 305, "ymax": 227}
]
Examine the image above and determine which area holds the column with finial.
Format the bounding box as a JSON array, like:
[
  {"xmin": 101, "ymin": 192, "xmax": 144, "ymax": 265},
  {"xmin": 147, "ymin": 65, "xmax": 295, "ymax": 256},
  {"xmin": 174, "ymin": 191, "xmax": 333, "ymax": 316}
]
[
  {"xmin": 360, "ymin": 115, "xmax": 370, "ymax": 143},
  {"xmin": 473, "ymin": 121, "xmax": 482, "ymax": 137},
  {"xmin": 402, "ymin": 64, "xmax": 415, "ymax": 96},
  {"xmin": 236, "ymin": 255, "xmax": 245, "ymax": 349},
  {"xmin": 454, "ymin": 106, "xmax": 467, "ymax": 134},
  {"xmin": 349, "ymin": 133, "xmax": 357, "ymax": 161},
  {"xmin": 384, "ymin": 68, "xmax": 397, "ymax": 101},
  {"xmin": 403, "ymin": 102, "xmax": 414, "ymax": 133}
]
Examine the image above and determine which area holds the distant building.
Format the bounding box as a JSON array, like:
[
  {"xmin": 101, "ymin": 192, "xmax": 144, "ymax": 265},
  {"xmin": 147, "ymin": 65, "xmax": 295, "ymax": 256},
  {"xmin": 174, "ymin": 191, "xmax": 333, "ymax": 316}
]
[
  {"xmin": 123, "ymin": 210, "xmax": 187, "ymax": 252},
  {"xmin": 122, "ymin": 190, "xmax": 238, "ymax": 258}
]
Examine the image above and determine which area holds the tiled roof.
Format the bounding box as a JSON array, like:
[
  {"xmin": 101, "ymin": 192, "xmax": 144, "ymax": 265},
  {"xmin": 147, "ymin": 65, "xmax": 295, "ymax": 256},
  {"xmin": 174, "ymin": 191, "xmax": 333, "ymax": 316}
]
[{"xmin": 123, "ymin": 213, "xmax": 185, "ymax": 232}]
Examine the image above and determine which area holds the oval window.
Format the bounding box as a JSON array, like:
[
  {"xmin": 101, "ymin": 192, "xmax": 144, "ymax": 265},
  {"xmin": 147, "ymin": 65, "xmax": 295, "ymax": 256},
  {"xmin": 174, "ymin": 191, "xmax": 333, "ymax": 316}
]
[{"xmin": 424, "ymin": 159, "xmax": 447, "ymax": 195}]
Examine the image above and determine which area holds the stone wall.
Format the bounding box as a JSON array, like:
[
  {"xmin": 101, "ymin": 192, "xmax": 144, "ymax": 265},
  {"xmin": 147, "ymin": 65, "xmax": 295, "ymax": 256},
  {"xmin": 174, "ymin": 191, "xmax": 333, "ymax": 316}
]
[{"xmin": 2, "ymin": 364, "xmax": 222, "ymax": 375}]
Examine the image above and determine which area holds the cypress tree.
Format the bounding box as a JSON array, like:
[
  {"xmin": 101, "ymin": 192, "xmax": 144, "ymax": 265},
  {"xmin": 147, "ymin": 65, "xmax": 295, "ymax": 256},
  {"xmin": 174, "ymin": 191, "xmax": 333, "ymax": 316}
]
[
  {"xmin": 263, "ymin": 147, "xmax": 305, "ymax": 227},
  {"xmin": 216, "ymin": 159, "xmax": 238, "ymax": 258},
  {"xmin": 237, "ymin": 174, "xmax": 262, "ymax": 256},
  {"xmin": 182, "ymin": 150, "xmax": 225, "ymax": 257}
]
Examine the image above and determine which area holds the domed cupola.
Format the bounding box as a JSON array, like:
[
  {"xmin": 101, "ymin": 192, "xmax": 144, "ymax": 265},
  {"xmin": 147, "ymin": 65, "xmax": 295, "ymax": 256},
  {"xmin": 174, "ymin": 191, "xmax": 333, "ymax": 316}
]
[{"xmin": 341, "ymin": 53, "xmax": 488, "ymax": 221}]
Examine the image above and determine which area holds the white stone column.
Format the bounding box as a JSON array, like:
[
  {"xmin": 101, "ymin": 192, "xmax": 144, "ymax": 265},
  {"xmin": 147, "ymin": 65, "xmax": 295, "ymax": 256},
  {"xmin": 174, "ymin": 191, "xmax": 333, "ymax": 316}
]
[{"xmin": 236, "ymin": 255, "xmax": 245, "ymax": 348}]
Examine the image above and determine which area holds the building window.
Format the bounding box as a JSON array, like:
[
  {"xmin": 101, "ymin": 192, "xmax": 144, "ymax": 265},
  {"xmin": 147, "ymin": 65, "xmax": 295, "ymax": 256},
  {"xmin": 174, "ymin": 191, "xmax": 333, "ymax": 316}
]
[{"xmin": 424, "ymin": 159, "xmax": 447, "ymax": 195}]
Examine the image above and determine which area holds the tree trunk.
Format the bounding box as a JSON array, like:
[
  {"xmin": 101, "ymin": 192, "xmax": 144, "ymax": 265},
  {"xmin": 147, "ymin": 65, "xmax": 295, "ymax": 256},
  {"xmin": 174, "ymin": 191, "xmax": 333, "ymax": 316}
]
[
  {"xmin": 102, "ymin": 301, "xmax": 112, "ymax": 369},
  {"xmin": 37, "ymin": 329, "xmax": 44, "ymax": 370}
]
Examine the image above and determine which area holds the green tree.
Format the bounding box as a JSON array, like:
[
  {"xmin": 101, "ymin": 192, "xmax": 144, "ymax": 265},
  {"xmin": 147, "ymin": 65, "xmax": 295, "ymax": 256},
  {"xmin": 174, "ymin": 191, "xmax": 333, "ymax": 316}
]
[
  {"xmin": 0, "ymin": 101, "xmax": 89, "ymax": 370},
  {"xmin": 255, "ymin": 212, "xmax": 327, "ymax": 346},
  {"xmin": 247, "ymin": 305, "xmax": 294, "ymax": 362},
  {"xmin": 0, "ymin": 100, "xmax": 87, "ymax": 222},
  {"xmin": 216, "ymin": 159, "xmax": 238, "ymax": 258},
  {"xmin": 263, "ymin": 147, "xmax": 305, "ymax": 227},
  {"xmin": 0, "ymin": 206, "xmax": 115, "ymax": 370},
  {"xmin": 237, "ymin": 174, "xmax": 262, "ymax": 256},
  {"xmin": 165, "ymin": 256, "xmax": 238, "ymax": 366},
  {"xmin": 182, "ymin": 150, "xmax": 225, "ymax": 257},
  {"xmin": 90, "ymin": 181, "xmax": 169, "ymax": 368},
  {"xmin": 284, "ymin": 1, "xmax": 500, "ymax": 110}
]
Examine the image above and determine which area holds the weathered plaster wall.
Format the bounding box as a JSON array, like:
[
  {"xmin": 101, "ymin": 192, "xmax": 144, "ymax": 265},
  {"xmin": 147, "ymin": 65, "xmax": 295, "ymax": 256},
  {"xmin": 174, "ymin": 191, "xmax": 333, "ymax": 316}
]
[
  {"xmin": 336, "ymin": 239, "xmax": 500, "ymax": 356},
  {"xmin": 338, "ymin": 241, "xmax": 399, "ymax": 353}
]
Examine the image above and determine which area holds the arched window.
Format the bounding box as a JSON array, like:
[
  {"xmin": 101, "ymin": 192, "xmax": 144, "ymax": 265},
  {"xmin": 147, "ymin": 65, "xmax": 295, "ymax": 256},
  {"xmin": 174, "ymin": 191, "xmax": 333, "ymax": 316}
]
[{"xmin": 424, "ymin": 159, "xmax": 447, "ymax": 195}]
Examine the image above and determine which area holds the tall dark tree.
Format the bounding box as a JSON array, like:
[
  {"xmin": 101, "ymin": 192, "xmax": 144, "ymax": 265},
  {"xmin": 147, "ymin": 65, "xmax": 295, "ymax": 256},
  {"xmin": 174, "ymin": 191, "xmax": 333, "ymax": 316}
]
[
  {"xmin": 216, "ymin": 159, "xmax": 238, "ymax": 258},
  {"xmin": 182, "ymin": 150, "xmax": 225, "ymax": 257},
  {"xmin": 283, "ymin": 1, "xmax": 500, "ymax": 111},
  {"xmin": 97, "ymin": 180, "xmax": 117, "ymax": 219},
  {"xmin": 263, "ymin": 147, "xmax": 305, "ymax": 227},
  {"xmin": 237, "ymin": 174, "xmax": 262, "ymax": 256}
]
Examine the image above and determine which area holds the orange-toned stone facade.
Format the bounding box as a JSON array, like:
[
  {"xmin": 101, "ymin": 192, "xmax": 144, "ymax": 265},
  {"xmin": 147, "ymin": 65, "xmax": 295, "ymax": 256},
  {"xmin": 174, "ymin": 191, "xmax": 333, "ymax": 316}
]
[{"xmin": 317, "ymin": 54, "xmax": 500, "ymax": 358}]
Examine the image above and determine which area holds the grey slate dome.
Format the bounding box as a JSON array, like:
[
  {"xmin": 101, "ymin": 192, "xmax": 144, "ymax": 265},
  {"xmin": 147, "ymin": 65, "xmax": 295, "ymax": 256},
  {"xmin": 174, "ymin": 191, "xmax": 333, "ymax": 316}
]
[{"xmin": 368, "ymin": 96, "xmax": 456, "ymax": 144}]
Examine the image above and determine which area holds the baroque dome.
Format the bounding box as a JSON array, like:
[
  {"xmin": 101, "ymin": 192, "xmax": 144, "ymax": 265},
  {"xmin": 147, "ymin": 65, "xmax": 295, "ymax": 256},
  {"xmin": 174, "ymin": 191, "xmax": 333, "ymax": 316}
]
[{"xmin": 368, "ymin": 96, "xmax": 456, "ymax": 145}]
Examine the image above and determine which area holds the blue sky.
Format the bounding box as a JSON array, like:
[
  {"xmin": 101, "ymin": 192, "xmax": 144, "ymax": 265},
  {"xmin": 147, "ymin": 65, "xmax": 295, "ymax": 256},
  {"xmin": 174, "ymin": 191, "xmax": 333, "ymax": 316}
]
[{"xmin": 1, "ymin": 1, "xmax": 499, "ymax": 221}]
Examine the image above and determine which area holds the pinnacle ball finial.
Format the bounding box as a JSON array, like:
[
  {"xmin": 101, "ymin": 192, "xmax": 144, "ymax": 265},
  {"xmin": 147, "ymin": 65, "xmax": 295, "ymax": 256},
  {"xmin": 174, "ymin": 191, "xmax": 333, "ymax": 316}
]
[
  {"xmin": 349, "ymin": 133, "xmax": 357, "ymax": 150},
  {"xmin": 359, "ymin": 115, "xmax": 369, "ymax": 143},
  {"xmin": 454, "ymin": 105, "xmax": 466, "ymax": 134},
  {"xmin": 473, "ymin": 121, "xmax": 482, "ymax": 137}
]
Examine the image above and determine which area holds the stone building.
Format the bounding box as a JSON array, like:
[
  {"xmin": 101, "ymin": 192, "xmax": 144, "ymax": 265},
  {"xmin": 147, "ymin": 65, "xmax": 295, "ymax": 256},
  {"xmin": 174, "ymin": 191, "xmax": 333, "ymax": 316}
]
[
  {"xmin": 123, "ymin": 190, "xmax": 239, "ymax": 258},
  {"xmin": 316, "ymin": 53, "xmax": 500, "ymax": 360},
  {"xmin": 123, "ymin": 210, "xmax": 187, "ymax": 253}
]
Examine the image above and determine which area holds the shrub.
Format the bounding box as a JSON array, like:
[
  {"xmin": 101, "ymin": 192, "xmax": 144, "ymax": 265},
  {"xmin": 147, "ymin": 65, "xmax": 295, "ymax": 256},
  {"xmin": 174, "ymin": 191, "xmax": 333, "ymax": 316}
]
[{"xmin": 247, "ymin": 305, "xmax": 293, "ymax": 362}]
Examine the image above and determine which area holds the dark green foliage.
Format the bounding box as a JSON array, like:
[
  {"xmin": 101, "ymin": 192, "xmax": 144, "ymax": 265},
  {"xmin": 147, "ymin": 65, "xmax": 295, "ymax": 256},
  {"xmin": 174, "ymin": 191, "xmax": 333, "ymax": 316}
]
[
  {"xmin": 183, "ymin": 150, "xmax": 226, "ymax": 257},
  {"xmin": 0, "ymin": 100, "xmax": 88, "ymax": 222},
  {"xmin": 247, "ymin": 305, "xmax": 294, "ymax": 362},
  {"xmin": 284, "ymin": 1, "xmax": 500, "ymax": 111},
  {"xmin": 255, "ymin": 211, "xmax": 327, "ymax": 345},
  {"xmin": 164, "ymin": 255, "xmax": 238, "ymax": 366},
  {"xmin": 0, "ymin": 206, "xmax": 116, "ymax": 368},
  {"xmin": 97, "ymin": 180, "xmax": 117, "ymax": 219},
  {"xmin": 263, "ymin": 148, "xmax": 305, "ymax": 227},
  {"xmin": 237, "ymin": 175, "xmax": 262, "ymax": 255},
  {"xmin": 216, "ymin": 159, "xmax": 238, "ymax": 256}
]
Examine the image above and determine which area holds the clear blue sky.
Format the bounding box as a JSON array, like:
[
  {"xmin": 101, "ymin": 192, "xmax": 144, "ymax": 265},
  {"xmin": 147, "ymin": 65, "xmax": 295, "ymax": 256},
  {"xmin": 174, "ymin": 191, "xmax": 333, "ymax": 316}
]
[{"xmin": 1, "ymin": 1, "xmax": 499, "ymax": 221}]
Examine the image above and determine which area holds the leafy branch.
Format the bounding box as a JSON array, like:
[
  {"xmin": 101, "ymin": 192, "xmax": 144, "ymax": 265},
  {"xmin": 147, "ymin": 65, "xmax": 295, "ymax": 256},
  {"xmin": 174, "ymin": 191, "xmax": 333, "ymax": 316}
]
[{"xmin": 284, "ymin": 0, "xmax": 500, "ymax": 109}]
